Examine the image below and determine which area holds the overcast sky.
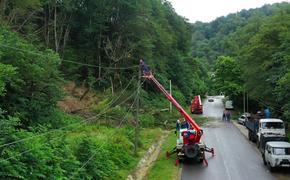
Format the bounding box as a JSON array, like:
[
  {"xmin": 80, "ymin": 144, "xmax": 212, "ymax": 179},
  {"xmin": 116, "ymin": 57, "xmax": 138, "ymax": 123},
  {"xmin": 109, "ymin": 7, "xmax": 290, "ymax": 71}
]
[{"xmin": 168, "ymin": 0, "xmax": 287, "ymax": 23}]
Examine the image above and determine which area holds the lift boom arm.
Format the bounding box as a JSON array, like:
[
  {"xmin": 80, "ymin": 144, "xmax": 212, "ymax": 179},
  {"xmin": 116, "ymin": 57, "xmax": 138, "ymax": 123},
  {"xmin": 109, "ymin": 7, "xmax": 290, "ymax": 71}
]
[{"xmin": 141, "ymin": 62, "xmax": 202, "ymax": 142}]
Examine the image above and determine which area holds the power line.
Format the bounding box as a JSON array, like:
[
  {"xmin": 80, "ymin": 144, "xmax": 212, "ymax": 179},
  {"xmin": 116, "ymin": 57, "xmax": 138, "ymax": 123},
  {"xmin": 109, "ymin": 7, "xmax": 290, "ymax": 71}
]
[
  {"xmin": 0, "ymin": 76, "xmax": 137, "ymax": 149},
  {"xmin": 254, "ymin": 97, "xmax": 284, "ymax": 114},
  {"xmin": 69, "ymin": 142, "xmax": 107, "ymax": 179},
  {"xmin": 0, "ymin": 43, "xmax": 138, "ymax": 70},
  {"xmin": 0, "ymin": 87, "xmax": 139, "ymax": 161},
  {"xmin": 118, "ymin": 93, "xmax": 138, "ymax": 128},
  {"xmin": 0, "ymin": 89, "xmax": 138, "ymax": 161}
]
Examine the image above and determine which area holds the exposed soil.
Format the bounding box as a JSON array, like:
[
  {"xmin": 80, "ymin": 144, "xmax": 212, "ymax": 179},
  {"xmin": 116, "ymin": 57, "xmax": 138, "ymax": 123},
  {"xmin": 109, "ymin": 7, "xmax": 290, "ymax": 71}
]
[{"xmin": 57, "ymin": 81, "xmax": 98, "ymax": 114}]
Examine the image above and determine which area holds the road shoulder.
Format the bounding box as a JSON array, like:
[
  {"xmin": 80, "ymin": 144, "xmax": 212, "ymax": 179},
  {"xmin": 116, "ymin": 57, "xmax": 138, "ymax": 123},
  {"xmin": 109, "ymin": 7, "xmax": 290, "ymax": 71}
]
[{"xmin": 232, "ymin": 121, "xmax": 248, "ymax": 138}]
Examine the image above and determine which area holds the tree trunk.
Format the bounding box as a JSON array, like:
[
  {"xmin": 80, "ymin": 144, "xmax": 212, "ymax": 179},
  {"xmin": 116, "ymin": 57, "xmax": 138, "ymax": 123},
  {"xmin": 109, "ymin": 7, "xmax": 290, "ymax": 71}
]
[
  {"xmin": 54, "ymin": 5, "xmax": 59, "ymax": 52},
  {"xmin": 98, "ymin": 25, "xmax": 102, "ymax": 86},
  {"xmin": 16, "ymin": 11, "xmax": 35, "ymax": 32},
  {"xmin": 110, "ymin": 76, "xmax": 114, "ymax": 95},
  {"xmin": 62, "ymin": 20, "xmax": 70, "ymax": 51},
  {"xmin": 0, "ymin": 0, "xmax": 6, "ymax": 20}
]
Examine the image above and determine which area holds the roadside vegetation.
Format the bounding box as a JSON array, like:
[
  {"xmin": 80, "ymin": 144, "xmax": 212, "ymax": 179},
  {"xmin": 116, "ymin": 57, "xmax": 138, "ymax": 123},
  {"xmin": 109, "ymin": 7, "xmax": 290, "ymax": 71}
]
[
  {"xmin": 192, "ymin": 2, "xmax": 290, "ymax": 124},
  {"xmin": 0, "ymin": 0, "xmax": 207, "ymax": 178},
  {"xmin": 147, "ymin": 114, "xmax": 210, "ymax": 180},
  {"xmin": 1, "ymin": 0, "xmax": 290, "ymax": 179}
]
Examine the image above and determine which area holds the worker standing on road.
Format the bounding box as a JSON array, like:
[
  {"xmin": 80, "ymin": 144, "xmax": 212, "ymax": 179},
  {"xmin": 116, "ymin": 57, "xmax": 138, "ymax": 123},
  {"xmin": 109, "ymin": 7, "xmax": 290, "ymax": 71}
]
[
  {"xmin": 222, "ymin": 110, "xmax": 226, "ymax": 121},
  {"xmin": 225, "ymin": 110, "xmax": 231, "ymax": 122}
]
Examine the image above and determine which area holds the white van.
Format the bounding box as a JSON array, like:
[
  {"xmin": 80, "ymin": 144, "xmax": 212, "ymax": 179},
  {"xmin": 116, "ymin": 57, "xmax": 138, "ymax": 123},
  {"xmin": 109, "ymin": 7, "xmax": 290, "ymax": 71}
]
[
  {"xmin": 264, "ymin": 141, "xmax": 290, "ymax": 171},
  {"xmin": 225, "ymin": 100, "xmax": 234, "ymax": 110}
]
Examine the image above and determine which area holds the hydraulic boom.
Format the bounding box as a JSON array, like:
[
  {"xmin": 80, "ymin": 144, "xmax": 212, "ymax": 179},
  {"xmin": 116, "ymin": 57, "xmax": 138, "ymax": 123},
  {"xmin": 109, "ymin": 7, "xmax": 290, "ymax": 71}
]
[
  {"xmin": 144, "ymin": 73, "xmax": 202, "ymax": 143},
  {"xmin": 140, "ymin": 59, "xmax": 214, "ymax": 165}
]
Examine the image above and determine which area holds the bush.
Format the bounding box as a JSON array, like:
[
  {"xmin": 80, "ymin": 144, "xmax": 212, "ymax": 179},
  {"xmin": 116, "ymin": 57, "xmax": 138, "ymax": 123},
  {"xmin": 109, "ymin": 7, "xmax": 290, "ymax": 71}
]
[{"xmin": 140, "ymin": 113, "xmax": 155, "ymax": 127}]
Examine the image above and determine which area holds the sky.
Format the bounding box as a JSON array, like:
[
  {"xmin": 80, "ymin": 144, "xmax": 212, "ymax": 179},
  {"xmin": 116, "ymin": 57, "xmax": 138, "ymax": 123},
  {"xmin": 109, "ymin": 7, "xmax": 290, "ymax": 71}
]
[{"xmin": 167, "ymin": 0, "xmax": 287, "ymax": 23}]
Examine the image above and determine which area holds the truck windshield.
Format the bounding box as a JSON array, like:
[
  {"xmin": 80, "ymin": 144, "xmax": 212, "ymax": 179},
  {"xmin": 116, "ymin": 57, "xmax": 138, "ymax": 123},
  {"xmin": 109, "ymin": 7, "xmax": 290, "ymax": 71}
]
[
  {"xmin": 261, "ymin": 122, "xmax": 284, "ymax": 129},
  {"xmin": 273, "ymin": 148, "xmax": 290, "ymax": 155}
]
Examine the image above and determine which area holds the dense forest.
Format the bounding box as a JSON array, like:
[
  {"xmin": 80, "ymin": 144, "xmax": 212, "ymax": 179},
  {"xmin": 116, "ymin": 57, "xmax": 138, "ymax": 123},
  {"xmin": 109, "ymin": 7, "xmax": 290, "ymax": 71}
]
[
  {"xmin": 1, "ymin": 0, "xmax": 290, "ymax": 179},
  {"xmin": 191, "ymin": 2, "xmax": 290, "ymax": 121},
  {"xmin": 0, "ymin": 0, "xmax": 207, "ymax": 179}
]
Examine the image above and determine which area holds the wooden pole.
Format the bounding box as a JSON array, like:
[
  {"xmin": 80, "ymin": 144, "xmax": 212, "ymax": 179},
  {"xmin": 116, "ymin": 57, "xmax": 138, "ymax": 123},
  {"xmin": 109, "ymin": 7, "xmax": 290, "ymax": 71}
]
[
  {"xmin": 169, "ymin": 80, "xmax": 172, "ymax": 113},
  {"xmin": 134, "ymin": 65, "xmax": 141, "ymax": 154}
]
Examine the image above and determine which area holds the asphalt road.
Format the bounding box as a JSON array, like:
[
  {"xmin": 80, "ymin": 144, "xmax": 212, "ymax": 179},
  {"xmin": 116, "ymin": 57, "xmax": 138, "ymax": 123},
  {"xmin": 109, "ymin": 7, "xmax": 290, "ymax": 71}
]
[{"xmin": 181, "ymin": 96, "xmax": 290, "ymax": 180}]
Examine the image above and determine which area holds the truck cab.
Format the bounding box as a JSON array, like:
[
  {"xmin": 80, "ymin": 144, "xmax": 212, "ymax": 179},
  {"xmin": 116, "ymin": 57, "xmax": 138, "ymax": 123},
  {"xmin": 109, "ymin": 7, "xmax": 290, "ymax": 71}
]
[
  {"xmin": 264, "ymin": 141, "xmax": 290, "ymax": 171},
  {"xmin": 190, "ymin": 95, "xmax": 203, "ymax": 114},
  {"xmin": 257, "ymin": 119, "xmax": 285, "ymax": 141},
  {"xmin": 246, "ymin": 118, "xmax": 286, "ymax": 145}
]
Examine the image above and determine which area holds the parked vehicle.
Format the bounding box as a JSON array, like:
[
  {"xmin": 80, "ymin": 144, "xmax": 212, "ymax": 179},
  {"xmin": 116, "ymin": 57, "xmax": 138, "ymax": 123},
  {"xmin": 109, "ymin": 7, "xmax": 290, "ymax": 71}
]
[
  {"xmin": 245, "ymin": 118, "xmax": 286, "ymax": 147},
  {"xmin": 225, "ymin": 100, "xmax": 234, "ymax": 110},
  {"xmin": 141, "ymin": 61, "xmax": 214, "ymax": 166},
  {"xmin": 237, "ymin": 113, "xmax": 251, "ymax": 125},
  {"xmin": 208, "ymin": 98, "xmax": 214, "ymax": 102},
  {"xmin": 263, "ymin": 141, "xmax": 290, "ymax": 171},
  {"xmin": 191, "ymin": 95, "xmax": 203, "ymax": 114}
]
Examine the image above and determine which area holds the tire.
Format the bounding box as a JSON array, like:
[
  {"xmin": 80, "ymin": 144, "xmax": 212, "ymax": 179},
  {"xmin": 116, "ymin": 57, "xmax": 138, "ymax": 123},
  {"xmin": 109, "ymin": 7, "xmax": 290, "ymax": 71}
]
[
  {"xmin": 248, "ymin": 131, "xmax": 253, "ymax": 141},
  {"xmin": 257, "ymin": 140, "xmax": 260, "ymax": 148},
  {"xmin": 198, "ymin": 158, "xmax": 203, "ymax": 163},
  {"xmin": 262, "ymin": 155, "xmax": 266, "ymax": 165},
  {"xmin": 267, "ymin": 162, "xmax": 275, "ymax": 172}
]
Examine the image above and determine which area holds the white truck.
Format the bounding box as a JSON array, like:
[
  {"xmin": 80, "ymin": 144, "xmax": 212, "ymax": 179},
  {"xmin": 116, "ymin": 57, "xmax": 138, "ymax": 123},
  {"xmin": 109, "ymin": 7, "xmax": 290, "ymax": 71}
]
[
  {"xmin": 245, "ymin": 118, "xmax": 286, "ymax": 147},
  {"xmin": 264, "ymin": 141, "xmax": 290, "ymax": 171}
]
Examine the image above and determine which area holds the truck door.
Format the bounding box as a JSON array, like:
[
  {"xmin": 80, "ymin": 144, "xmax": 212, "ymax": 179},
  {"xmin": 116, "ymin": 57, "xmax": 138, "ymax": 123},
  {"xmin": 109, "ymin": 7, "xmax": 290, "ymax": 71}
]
[{"xmin": 265, "ymin": 145, "xmax": 272, "ymax": 162}]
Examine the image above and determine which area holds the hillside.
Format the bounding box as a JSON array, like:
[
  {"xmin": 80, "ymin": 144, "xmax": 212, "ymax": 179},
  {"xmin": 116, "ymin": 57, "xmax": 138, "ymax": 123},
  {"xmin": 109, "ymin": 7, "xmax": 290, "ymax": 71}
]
[
  {"xmin": 192, "ymin": 2, "xmax": 290, "ymax": 121},
  {"xmin": 0, "ymin": 0, "xmax": 205, "ymax": 178}
]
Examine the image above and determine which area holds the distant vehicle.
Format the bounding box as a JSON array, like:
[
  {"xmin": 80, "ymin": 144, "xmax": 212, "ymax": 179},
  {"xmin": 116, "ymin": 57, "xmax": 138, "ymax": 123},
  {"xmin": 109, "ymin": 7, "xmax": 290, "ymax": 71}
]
[
  {"xmin": 191, "ymin": 95, "xmax": 203, "ymax": 114},
  {"xmin": 208, "ymin": 98, "xmax": 214, "ymax": 102},
  {"xmin": 245, "ymin": 118, "xmax": 286, "ymax": 147},
  {"xmin": 264, "ymin": 141, "xmax": 290, "ymax": 171},
  {"xmin": 225, "ymin": 100, "xmax": 234, "ymax": 110},
  {"xmin": 237, "ymin": 113, "xmax": 251, "ymax": 125}
]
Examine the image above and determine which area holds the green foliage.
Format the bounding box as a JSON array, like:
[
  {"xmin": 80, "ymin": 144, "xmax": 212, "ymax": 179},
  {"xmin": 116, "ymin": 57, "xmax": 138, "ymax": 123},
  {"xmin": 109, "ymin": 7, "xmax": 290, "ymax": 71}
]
[
  {"xmin": 0, "ymin": 0, "xmax": 210, "ymax": 179},
  {"xmin": 0, "ymin": 27, "xmax": 62, "ymax": 127},
  {"xmin": 140, "ymin": 113, "xmax": 155, "ymax": 127},
  {"xmin": 213, "ymin": 56, "xmax": 243, "ymax": 98},
  {"xmin": 75, "ymin": 138, "xmax": 118, "ymax": 179},
  {"xmin": 0, "ymin": 63, "xmax": 17, "ymax": 96},
  {"xmin": 191, "ymin": 2, "xmax": 290, "ymax": 120},
  {"xmin": 147, "ymin": 132, "xmax": 180, "ymax": 180}
]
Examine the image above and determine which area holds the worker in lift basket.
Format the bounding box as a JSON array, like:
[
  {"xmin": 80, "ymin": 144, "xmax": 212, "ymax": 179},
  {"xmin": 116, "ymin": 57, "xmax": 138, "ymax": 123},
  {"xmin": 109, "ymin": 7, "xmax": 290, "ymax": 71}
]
[
  {"xmin": 176, "ymin": 118, "xmax": 190, "ymax": 132},
  {"xmin": 140, "ymin": 59, "xmax": 152, "ymax": 77}
]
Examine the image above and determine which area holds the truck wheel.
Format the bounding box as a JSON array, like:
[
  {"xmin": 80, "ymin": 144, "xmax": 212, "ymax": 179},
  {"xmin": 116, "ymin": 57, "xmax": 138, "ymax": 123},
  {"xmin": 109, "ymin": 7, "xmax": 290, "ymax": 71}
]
[
  {"xmin": 198, "ymin": 158, "xmax": 203, "ymax": 163},
  {"xmin": 267, "ymin": 162, "xmax": 275, "ymax": 172},
  {"xmin": 262, "ymin": 155, "xmax": 266, "ymax": 165},
  {"xmin": 256, "ymin": 140, "xmax": 260, "ymax": 148}
]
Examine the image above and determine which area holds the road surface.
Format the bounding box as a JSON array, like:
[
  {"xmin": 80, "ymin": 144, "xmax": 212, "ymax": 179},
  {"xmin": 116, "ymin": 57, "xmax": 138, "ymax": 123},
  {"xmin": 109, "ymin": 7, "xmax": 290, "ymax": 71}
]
[{"xmin": 181, "ymin": 96, "xmax": 290, "ymax": 180}]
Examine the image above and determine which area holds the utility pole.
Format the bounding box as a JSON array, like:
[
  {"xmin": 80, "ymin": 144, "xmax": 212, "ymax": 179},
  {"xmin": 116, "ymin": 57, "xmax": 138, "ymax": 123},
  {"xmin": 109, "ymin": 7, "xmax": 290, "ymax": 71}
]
[
  {"xmin": 246, "ymin": 92, "xmax": 249, "ymax": 112},
  {"xmin": 134, "ymin": 64, "xmax": 141, "ymax": 155},
  {"xmin": 169, "ymin": 80, "xmax": 172, "ymax": 113},
  {"xmin": 243, "ymin": 88, "xmax": 246, "ymax": 114}
]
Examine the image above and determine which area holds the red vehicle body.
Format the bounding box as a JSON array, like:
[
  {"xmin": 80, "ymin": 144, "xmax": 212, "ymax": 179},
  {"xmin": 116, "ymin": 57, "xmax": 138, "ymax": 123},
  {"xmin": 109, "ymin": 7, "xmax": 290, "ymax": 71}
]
[
  {"xmin": 140, "ymin": 60, "xmax": 214, "ymax": 166},
  {"xmin": 191, "ymin": 95, "xmax": 203, "ymax": 114}
]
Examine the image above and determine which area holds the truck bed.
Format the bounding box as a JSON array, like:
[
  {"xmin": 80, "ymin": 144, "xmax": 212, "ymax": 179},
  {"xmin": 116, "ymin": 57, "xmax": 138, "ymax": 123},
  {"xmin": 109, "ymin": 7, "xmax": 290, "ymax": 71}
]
[{"xmin": 245, "ymin": 120, "xmax": 258, "ymax": 132}]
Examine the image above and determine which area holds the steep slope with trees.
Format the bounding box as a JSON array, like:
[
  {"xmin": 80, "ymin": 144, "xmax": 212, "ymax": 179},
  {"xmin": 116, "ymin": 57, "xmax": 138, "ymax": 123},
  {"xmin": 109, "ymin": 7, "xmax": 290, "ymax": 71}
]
[
  {"xmin": 0, "ymin": 0, "xmax": 209, "ymax": 178},
  {"xmin": 191, "ymin": 2, "xmax": 290, "ymax": 121}
]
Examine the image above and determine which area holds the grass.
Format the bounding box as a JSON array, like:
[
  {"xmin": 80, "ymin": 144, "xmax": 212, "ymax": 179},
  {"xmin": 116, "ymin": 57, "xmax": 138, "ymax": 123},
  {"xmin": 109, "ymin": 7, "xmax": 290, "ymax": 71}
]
[
  {"xmin": 146, "ymin": 114, "xmax": 211, "ymax": 180},
  {"xmin": 146, "ymin": 131, "xmax": 181, "ymax": 180},
  {"xmin": 64, "ymin": 123, "xmax": 162, "ymax": 178}
]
